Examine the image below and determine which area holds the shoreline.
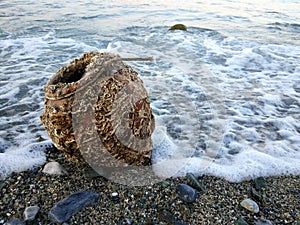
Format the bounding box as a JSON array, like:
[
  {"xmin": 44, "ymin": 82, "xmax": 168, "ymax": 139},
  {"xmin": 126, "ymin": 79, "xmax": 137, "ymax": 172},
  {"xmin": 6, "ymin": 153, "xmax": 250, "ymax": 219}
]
[{"xmin": 0, "ymin": 147, "xmax": 299, "ymax": 224}]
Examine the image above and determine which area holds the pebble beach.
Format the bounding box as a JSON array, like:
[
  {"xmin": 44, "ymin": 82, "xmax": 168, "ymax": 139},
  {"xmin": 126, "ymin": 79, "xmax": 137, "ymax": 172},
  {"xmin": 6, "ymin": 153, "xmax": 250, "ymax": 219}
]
[{"xmin": 1, "ymin": 145, "xmax": 299, "ymax": 225}]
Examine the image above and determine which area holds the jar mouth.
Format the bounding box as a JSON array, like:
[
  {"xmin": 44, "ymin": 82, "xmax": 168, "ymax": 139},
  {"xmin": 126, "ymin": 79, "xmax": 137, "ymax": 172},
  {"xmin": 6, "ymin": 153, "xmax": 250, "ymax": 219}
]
[{"xmin": 47, "ymin": 51, "xmax": 101, "ymax": 86}]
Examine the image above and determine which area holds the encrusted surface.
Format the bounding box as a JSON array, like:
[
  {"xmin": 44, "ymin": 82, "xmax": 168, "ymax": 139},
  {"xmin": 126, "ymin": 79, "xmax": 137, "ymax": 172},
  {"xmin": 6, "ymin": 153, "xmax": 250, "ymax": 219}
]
[{"xmin": 40, "ymin": 52, "xmax": 155, "ymax": 165}]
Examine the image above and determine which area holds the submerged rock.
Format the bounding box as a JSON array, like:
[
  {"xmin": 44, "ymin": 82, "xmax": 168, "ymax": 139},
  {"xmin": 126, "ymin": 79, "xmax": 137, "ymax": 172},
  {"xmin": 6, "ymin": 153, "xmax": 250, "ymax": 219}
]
[
  {"xmin": 24, "ymin": 205, "xmax": 39, "ymax": 221},
  {"xmin": 42, "ymin": 161, "xmax": 68, "ymax": 175},
  {"xmin": 176, "ymin": 183, "xmax": 197, "ymax": 203},
  {"xmin": 240, "ymin": 198, "xmax": 259, "ymax": 213},
  {"xmin": 169, "ymin": 24, "xmax": 187, "ymax": 31},
  {"xmin": 48, "ymin": 190, "xmax": 99, "ymax": 223}
]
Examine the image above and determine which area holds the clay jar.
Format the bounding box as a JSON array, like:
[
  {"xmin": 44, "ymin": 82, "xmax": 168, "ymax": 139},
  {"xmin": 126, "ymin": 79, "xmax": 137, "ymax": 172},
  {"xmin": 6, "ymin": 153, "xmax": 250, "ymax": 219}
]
[{"xmin": 40, "ymin": 52, "xmax": 155, "ymax": 166}]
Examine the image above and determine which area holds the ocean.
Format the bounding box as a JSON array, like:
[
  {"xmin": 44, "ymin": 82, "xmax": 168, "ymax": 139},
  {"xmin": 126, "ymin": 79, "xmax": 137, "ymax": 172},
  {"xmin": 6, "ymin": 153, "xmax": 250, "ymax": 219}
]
[{"xmin": 0, "ymin": 0, "xmax": 299, "ymax": 182}]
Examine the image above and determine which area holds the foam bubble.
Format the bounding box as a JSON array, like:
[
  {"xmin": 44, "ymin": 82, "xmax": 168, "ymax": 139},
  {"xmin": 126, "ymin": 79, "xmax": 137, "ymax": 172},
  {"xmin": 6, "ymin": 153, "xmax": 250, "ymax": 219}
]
[{"xmin": 0, "ymin": 141, "xmax": 51, "ymax": 178}]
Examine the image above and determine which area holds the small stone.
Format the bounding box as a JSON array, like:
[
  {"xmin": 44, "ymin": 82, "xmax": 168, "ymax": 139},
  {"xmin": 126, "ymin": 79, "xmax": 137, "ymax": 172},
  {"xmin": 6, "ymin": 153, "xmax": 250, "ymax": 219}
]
[
  {"xmin": 240, "ymin": 198, "xmax": 259, "ymax": 213},
  {"xmin": 174, "ymin": 221, "xmax": 190, "ymax": 225},
  {"xmin": 160, "ymin": 180, "xmax": 171, "ymax": 188},
  {"xmin": 125, "ymin": 218, "xmax": 132, "ymax": 224},
  {"xmin": 42, "ymin": 161, "xmax": 68, "ymax": 175},
  {"xmin": 40, "ymin": 176, "xmax": 47, "ymax": 181},
  {"xmin": 186, "ymin": 173, "xmax": 206, "ymax": 192},
  {"xmin": 48, "ymin": 191, "xmax": 99, "ymax": 223},
  {"xmin": 255, "ymin": 218, "xmax": 273, "ymax": 225},
  {"xmin": 158, "ymin": 209, "xmax": 176, "ymax": 223},
  {"xmin": 111, "ymin": 192, "xmax": 120, "ymax": 203},
  {"xmin": 251, "ymin": 188, "xmax": 264, "ymax": 203},
  {"xmin": 235, "ymin": 218, "xmax": 249, "ymax": 225},
  {"xmin": 84, "ymin": 167, "xmax": 101, "ymax": 180},
  {"xmin": 6, "ymin": 218, "xmax": 25, "ymax": 225},
  {"xmin": 254, "ymin": 177, "xmax": 267, "ymax": 190},
  {"xmin": 176, "ymin": 183, "xmax": 196, "ymax": 203},
  {"xmin": 37, "ymin": 136, "xmax": 45, "ymax": 142},
  {"xmin": 0, "ymin": 182, "xmax": 5, "ymax": 190},
  {"xmin": 24, "ymin": 205, "xmax": 39, "ymax": 221}
]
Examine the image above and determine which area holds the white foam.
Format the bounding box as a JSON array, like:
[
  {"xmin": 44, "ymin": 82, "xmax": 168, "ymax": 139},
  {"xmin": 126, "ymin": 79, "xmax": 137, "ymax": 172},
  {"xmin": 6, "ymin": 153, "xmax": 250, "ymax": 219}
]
[
  {"xmin": 110, "ymin": 28, "xmax": 300, "ymax": 182},
  {"xmin": 0, "ymin": 141, "xmax": 51, "ymax": 178}
]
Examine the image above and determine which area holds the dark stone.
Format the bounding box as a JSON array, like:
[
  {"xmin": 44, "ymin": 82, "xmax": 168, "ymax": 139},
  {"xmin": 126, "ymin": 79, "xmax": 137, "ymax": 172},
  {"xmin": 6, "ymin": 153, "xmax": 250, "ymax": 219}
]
[
  {"xmin": 157, "ymin": 209, "xmax": 176, "ymax": 223},
  {"xmin": 6, "ymin": 218, "xmax": 25, "ymax": 225},
  {"xmin": 176, "ymin": 183, "xmax": 196, "ymax": 203},
  {"xmin": 48, "ymin": 190, "xmax": 99, "ymax": 223},
  {"xmin": 235, "ymin": 218, "xmax": 249, "ymax": 225},
  {"xmin": 254, "ymin": 177, "xmax": 267, "ymax": 190},
  {"xmin": 255, "ymin": 218, "xmax": 273, "ymax": 225},
  {"xmin": 84, "ymin": 167, "xmax": 101, "ymax": 180},
  {"xmin": 169, "ymin": 24, "xmax": 187, "ymax": 31},
  {"xmin": 0, "ymin": 182, "xmax": 6, "ymax": 190},
  {"xmin": 251, "ymin": 188, "xmax": 264, "ymax": 203},
  {"xmin": 186, "ymin": 173, "xmax": 205, "ymax": 192},
  {"xmin": 174, "ymin": 221, "xmax": 190, "ymax": 225}
]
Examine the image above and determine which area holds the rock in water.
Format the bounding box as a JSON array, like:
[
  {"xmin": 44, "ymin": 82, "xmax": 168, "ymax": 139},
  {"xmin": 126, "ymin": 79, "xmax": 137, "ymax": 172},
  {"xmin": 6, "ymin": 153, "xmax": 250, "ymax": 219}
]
[
  {"xmin": 169, "ymin": 24, "xmax": 187, "ymax": 31},
  {"xmin": 48, "ymin": 191, "xmax": 99, "ymax": 223},
  {"xmin": 40, "ymin": 52, "xmax": 155, "ymax": 166},
  {"xmin": 42, "ymin": 162, "xmax": 68, "ymax": 175},
  {"xmin": 24, "ymin": 206, "xmax": 39, "ymax": 221},
  {"xmin": 240, "ymin": 198, "xmax": 259, "ymax": 213},
  {"xmin": 176, "ymin": 183, "xmax": 197, "ymax": 203}
]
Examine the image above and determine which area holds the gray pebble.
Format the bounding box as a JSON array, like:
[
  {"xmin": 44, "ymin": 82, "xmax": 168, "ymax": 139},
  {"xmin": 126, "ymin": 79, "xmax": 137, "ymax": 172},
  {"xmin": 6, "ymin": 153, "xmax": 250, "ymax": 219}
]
[
  {"xmin": 24, "ymin": 205, "xmax": 39, "ymax": 221},
  {"xmin": 255, "ymin": 218, "xmax": 274, "ymax": 225},
  {"xmin": 0, "ymin": 182, "xmax": 5, "ymax": 190},
  {"xmin": 235, "ymin": 218, "xmax": 249, "ymax": 225},
  {"xmin": 6, "ymin": 218, "xmax": 25, "ymax": 225},
  {"xmin": 186, "ymin": 173, "xmax": 205, "ymax": 192},
  {"xmin": 254, "ymin": 177, "xmax": 267, "ymax": 190},
  {"xmin": 240, "ymin": 198, "xmax": 259, "ymax": 213},
  {"xmin": 176, "ymin": 183, "xmax": 196, "ymax": 203},
  {"xmin": 48, "ymin": 190, "xmax": 99, "ymax": 223}
]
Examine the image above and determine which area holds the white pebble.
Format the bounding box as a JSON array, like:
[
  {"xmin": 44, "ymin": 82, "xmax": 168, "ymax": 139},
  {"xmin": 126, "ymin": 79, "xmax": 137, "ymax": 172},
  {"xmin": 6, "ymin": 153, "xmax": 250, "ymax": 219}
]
[
  {"xmin": 240, "ymin": 198, "xmax": 259, "ymax": 213},
  {"xmin": 111, "ymin": 192, "xmax": 118, "ymax": 197},
  {"xmin": 42, "ymin": 162, "xmax": 68, "ymax": 175}
]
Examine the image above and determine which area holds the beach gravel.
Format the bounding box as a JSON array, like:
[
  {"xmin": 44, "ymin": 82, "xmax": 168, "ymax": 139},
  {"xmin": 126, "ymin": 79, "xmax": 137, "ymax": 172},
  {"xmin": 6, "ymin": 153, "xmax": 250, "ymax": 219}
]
[{"xmin": 0, "ymin": 146, "xmax": 299, "ymax": 224}]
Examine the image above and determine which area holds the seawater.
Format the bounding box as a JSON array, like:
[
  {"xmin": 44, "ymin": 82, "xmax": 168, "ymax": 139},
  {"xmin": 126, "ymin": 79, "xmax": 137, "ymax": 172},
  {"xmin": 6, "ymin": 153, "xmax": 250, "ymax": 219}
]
[{"xmin": 0, "ymin": 0, "xmax": 299, "ymax": 182}]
